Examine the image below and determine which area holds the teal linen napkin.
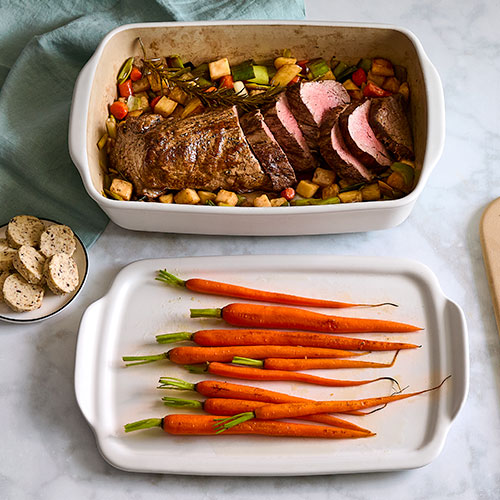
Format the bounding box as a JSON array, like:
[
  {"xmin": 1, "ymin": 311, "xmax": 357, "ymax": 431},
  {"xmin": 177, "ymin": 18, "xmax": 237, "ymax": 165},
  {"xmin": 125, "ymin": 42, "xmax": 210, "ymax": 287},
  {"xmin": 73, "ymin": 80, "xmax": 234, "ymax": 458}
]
[{"xmin": 0, "ymin": 0, "xmax": 305, "ymax": 248}]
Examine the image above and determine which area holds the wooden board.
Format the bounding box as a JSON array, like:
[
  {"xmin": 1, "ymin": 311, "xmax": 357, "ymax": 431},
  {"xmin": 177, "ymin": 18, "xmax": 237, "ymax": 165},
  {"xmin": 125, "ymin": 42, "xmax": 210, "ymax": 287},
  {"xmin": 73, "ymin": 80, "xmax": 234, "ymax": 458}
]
[{"xmin": 480, "ymin": 197, "xmax": 500, "ymax": 336}]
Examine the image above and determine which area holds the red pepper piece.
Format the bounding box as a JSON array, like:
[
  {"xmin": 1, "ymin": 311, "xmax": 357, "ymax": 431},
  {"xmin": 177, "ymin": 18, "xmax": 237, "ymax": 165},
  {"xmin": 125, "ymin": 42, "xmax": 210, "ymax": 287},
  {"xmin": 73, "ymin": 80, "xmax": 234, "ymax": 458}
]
[
  {"xmin": 281, "ymin": 187, "xmax": 295, "ymax": 201},
  {"xmin": 363, "ymin": 82, "xmax": 391, "ymax": 98},
  {"xmin": 118, "ymin": 79, "xmax": 133, "ymax": 97},
  {"xmin": 109, "ymin": 101, "xmax": 128, "ymax": 120},
  {"xmin": 351, "ymin": 68, "xmax": 367, "ymax": 87},
  {"xmin": 150, "ymin": 96, "xmax": 161, "ymax": 110},
  {"xmin": 287, "ymin": 75, "xmax": 300, "ymax": 86},
  {"xmin": 296, "ymin": 59, "xmax": 309, "ymax": 70},
  {"xmin": 130, "ymin": 67, "xmax": 142, "ymax": 81},
  {"xmin": 219, "ymin": 75, "xmax": 234, "ymax": 89}
]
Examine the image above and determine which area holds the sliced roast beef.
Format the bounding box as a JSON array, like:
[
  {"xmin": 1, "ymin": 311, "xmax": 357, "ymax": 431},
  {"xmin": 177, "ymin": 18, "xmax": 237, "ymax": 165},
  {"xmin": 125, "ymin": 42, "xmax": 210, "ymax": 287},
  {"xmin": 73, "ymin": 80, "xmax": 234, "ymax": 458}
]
[
  {"xmin": 109, "ymin": 106, "xmax": 269, "ymax": 197},
  {"xmin": 369, "ymin": 95, "xmax": 414, "ymax": 160},
  {"xmin": 319, "ymin": 107, "xmax": 374, "ymax": 184},
  {"xmin": 239, "ymin": 109, "xmax": 296, "ymax": 191},
  {"xmin": 262, "ymin": 94, "xmax": 318, "ymax": 172},
  {"xmin": 286, "ymin": 81, "xmax": 350, "ymax": 152},
  {"xmin": 339, "ymin": 99, "xmax": 393, "ymax": 170}
]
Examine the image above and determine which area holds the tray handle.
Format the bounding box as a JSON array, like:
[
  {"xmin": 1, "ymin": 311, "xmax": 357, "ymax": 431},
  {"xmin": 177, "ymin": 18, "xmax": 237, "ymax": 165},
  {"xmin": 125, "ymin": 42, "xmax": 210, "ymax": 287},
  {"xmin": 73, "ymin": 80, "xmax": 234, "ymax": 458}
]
[
  {"xmin": 444, "ymin": 298, "xmax": 469, "ymax": 422},
  {"xmin": 74, "ymin": 297, "xmax": 106, "ymax": 428}
]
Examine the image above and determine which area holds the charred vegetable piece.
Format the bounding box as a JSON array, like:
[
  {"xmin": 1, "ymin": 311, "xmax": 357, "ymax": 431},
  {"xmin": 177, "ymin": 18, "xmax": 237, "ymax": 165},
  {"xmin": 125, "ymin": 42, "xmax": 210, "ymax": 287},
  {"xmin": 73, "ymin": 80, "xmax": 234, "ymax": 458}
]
[
  {"xmin": 232, "ymin": 60, "xmax": 256, "ymax": 81},
  {"xmin": 117, "ymin": 57, "xmax": 134, "ymax": 84},
  {"xmin": 306, "ymin": 58, "xmax": 330, "ymax": 79}
]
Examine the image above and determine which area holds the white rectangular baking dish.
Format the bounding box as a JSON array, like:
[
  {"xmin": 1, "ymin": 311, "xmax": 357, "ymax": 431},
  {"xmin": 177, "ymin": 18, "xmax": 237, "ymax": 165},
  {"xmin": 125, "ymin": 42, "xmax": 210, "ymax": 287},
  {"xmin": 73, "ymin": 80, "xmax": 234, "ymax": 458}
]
[
  {"xmin": 74, "ymin": 255, "xmax": 468, "ymax": 475},
  {"xmin": 68, "ymin": 21, "xmax": 445, "ymax": 235}
]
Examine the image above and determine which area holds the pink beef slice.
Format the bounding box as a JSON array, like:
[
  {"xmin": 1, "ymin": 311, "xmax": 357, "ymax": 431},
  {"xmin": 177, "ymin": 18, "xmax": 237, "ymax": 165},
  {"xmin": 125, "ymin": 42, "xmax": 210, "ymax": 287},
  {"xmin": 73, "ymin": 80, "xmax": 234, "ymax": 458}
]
[
  {"xmin": 339, "ymin": 99, "xmax": 393, "ymax": 169},
  {"xmin": 368, "ymin": 95, "xmax": 415, "ymax": 161},
  {"xmin": 319, "ymin": 107, "xmax": 374, "ymax": 184},
  {"xmin": 262, "ymin": 94, "xmax": 319, "ymax": 172},
  {"xmin": 239, "ymin": 109, "xmax": 297, "ymax": 191},
  {"xmin": 286, "ymin": 81, "xmax": 350, "ymax": 152}
]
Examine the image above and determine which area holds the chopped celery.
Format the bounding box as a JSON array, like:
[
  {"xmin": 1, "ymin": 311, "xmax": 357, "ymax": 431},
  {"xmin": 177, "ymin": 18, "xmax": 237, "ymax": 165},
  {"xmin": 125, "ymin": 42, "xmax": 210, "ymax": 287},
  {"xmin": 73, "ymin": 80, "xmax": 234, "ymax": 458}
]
[
  {"xmin": 357, "ymin": 58, "xmax": 372, "ymax": 73},
  {"xmin": 306, "ymin": 58, "xmax": 330, "ymax": 79},
  {"xmin": 127, "ymin": 95, "xmax": 142, "ymax": 111},
  {"xmin": 97, "ymin": 133, "xmax": 108, "ymax": 150},
  {"xmin": 232, "ymin": 61, "xmax": 255, "ymax": 81},
  {"xmin": 333, "ymin": 61, "xmax": 348, "ymax": 78},
  {"xmin": 247, "ymin": 65, "xmax": 269, "ymax": 85},
  {"xmin": 335, "ymin": 65, "xmax": 358, "ymax": 82},
  {"xmin": 166, "ymin": 55, "xmax": 184, "ymax": 68},
  {"xmin": 291, "ymin": 196, "xmax": 340, "ymax": 206},
  {"xmin": 192, "ymin": 62, "xmax": 209, "ymax": 77},
  {"xmin": 105, "ymin": 115, "xmax": 117, "ymax": 139}
]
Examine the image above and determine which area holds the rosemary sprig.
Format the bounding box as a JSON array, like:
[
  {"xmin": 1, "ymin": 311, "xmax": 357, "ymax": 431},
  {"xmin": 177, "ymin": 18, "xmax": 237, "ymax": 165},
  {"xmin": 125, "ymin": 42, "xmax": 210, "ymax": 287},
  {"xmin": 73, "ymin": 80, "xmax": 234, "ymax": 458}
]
[{"xmin": 138, "ymin": 37, "xmax": 285, "ymax": 112}]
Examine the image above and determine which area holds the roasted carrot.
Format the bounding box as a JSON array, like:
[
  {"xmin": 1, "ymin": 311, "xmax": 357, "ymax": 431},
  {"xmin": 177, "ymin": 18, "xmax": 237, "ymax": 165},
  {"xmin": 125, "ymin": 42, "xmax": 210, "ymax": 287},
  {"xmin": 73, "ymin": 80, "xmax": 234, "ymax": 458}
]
[
  {"xmin": 157, "ymin": 378, "xmax": 371, "ymax": 431},
  {"xmin": 184, "ymin": 361, "xmax": 400, "ymax": 389},
  {"xmin": 157, "ymin": 269, "xmax": 396, "ymax": 309},
  {"xmin": 155, "ymin": 329, "xmax": 420, "ymax": 350},
  {"xmin": 213, "ymin": 376, "xmax": 451, "ymax": 432},
  {"xmin": 122, "ymin": 345, "xmax": 363, "ymax": 366},
  {"xmin": 161, "ymin": 397, "xmax": 373, "ymax": 434},
  {"xmin": 124, "ymin": 414, "xmax": 374, "ymax": 438},
  {"xmin": 233, "ymin": 351, "xmax": 400, "ymax": 371},
  {"xmin": 190, "ymin": 303, "xmax": 422, "ymax": 333}
]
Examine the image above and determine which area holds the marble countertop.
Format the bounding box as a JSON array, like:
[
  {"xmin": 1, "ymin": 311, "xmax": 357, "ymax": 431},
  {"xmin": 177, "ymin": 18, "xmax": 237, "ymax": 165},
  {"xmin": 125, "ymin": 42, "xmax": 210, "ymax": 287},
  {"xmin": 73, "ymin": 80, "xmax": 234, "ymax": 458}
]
[{"xmin": 2, "ymin": 0, "xmax": 500, "ymax": 498}]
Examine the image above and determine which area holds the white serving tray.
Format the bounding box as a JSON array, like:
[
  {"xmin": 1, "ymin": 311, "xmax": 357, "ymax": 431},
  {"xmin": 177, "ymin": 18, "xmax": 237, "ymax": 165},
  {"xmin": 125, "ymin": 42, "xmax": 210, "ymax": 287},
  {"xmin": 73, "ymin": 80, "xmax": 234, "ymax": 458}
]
[{"xmin": 74, "ymin": 255, "xmax": 468, "ymax": 475}]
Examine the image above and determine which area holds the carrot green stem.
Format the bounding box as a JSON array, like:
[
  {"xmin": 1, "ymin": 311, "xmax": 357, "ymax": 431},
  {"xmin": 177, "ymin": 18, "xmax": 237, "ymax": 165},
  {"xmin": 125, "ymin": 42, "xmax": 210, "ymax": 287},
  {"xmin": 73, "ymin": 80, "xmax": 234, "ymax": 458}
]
[
  {"xmin": 190, "ymin": 308, "xmax": 222, "ymax": 318},
  {"xmin": 184, "ymin": 362, "xmax": 210, "ymax": 374},
  {"xmin": 213, "ymin": 412, "xmax": 255, "ymax": 434},
  {"xmin": 232, "ymin": 356, "xmax": 264, "ymax": 368},
  {"xmin": 162, "ymin": 397, "xmax": 203, "ymax": 409},
  {"xmin": 124, "ymin": 418, "xmax": 162, "ymax": 432},
  {"xmin": 156, "ymin": 270, "xmax": 186, "ymax": 287},
  {"xmin": 157, "ymin": 377, "xmax": 196, "ymax": 390},
  {"xmin": 122, "ymin": 352, "xmax": 168, "ymax": 366},
  {"xmin": 156, "ymin": 332, "xmax": 194, "ymax": 344}
]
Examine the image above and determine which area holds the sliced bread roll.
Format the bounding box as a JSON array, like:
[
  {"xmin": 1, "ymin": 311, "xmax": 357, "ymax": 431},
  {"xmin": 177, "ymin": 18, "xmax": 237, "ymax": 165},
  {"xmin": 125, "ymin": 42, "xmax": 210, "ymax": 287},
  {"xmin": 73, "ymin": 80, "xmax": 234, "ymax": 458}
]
[
  {"xmin": 6, "ymin": 215, "xmax": 45, "ymax": 249},
  {"xmin": 0, "ymin": 243, "xmax": 17, "ymax": 272},
  {"xmin": 44, "ymin": 253, "xmax": 79, "ymax": 295},
  {"xmin": 39, "ymin": 224, "xmax": 76, "ymax": 257},
  {"xmin": 12, "ymin": 245, "xmax": 46, "ymax": 284},
  {"xmin": 0, "ymin": 271, "xmax": 10, "ymax": 301},
  {"xmin": 3, "ymin": 273, "xmax": 44, "ymax": 312}
]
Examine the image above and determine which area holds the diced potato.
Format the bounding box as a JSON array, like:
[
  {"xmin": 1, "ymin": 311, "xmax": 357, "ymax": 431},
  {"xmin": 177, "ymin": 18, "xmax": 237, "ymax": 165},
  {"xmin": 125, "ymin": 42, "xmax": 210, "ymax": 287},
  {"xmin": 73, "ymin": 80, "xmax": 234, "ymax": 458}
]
[
  {"xmin": 371, "ymin": 58, "xmax": 395, "ymax": 77},
  {"xmin": 253, "ymin": 194, "xmax": 272, "ymax": 207},
  {"xmin": 296, "ymin": 180, "xmax": 320, "ymax": 198},
  {"xmin": 360, "ymin": 183, "xmax": 381, "ymax": 201},
  {"xmin": 154, "ymin": 96, "xmax": 177, "ymax": 118},
  {"xmin": 168, "ymin": 86, "xmax": 190, "ymax": 105},
  {"xmin": 110, "ymin": 178, "xmax": 133, "ymax": 201},
  {"xmin": 132, "ymin": 77, "xmax": 150, "ymax": 93},
  {"xmin": 312, "ymin": 167, "xmax": 336, "ymax": 187},
  {"xmin": 198, "ymin": 191, "xmax": 217, "ymax": 204},
  {"xmin": 174, "ymin": 188, "xmax": 201, "ymax": 205},
  {"xmin": 158, "ymin": 193, "xmax": 174, "ymax": 204},
  {"xmin": 181, "ymin": 97, "xmax": 204, "ymax": 119},
  {"xmin": 271, "ymin": 197, "xmax": 288, "ymax": 207},
  {"xmin": 386, "ymin": 172, "xmax": 409, "ymax": 193},
  {"xmin": 382, "ymin": 76, "xmax": 400, "ymax": 93},
  {"xmin": 215, "ymin": 189, "xmax": 238, "ymax": 207},
  {"xmin": 271, "ymin": 64, "xmax": 302, "ymax": 86},
  {"xmin": 319, "ymin": 70, "xmax": 336, "ymax": 80},
  {"xmin": 274, "ymin": 57, "xmax": 297, "ymax": 69},
  {"xmin": 338, "ymin": 178, "xmax": 357, "ymax": 190},
  {"xmin": 399, "ymin": 81, "xmax": 410, "ymax": 100},
  {"xmin": 348, "ymin": 89, "xmax": 364, "ymax": 101},
  {"xmin": 209, "ymin": 58, "xmax": 231, "ymax": 80},
  {"xmin": 367, "ymin": 70, "xmax": 385, "ymax": 87},
  {"xmin": 342, "ymin": 79, "xmax": 359, "ymax": 91},
  {"xmin": 339, "ymin": 190, "xmax": 362, "ymax": 203},
  {"xmin": 321, "ymin": 183, "xmax": 339, "ymax": 200}
]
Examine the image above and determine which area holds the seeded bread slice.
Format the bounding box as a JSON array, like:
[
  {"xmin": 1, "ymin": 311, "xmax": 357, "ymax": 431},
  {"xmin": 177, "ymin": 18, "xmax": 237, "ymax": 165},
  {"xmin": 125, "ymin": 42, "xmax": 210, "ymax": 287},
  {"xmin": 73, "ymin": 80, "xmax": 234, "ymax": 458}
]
[
  {"xmin": 0, "ymin": 245, "xmax": 17, "ymax": 272},
  {"xmin": 44, "ymin": 253, "xmax": 79, "ymax": 295},
  {"xmin": 12, "ymin": 245, "xmax": 46, "ymax": 285},
  {"xmin": 6, "ymin": 215, "xmax": 45, "ymax": 249},
  {"xmin": 3, "ymin": 273, "xmax": 44, "ymax": 312},
  {"xmin": 0, "ymin": 271, "xmax": 10, "ymax": 301},
  {"xmin": 39, "ymin": 224, "xmax": 76, "ymax": 257}
]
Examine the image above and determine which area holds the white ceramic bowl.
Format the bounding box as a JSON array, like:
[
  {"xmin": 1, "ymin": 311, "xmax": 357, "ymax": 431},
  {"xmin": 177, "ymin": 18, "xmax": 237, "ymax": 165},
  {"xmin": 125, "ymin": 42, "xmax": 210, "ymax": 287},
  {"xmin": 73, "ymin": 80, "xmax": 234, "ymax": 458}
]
[{"xmin": 69, "ymin": 21, "xmax": 445, "ymax": 235}]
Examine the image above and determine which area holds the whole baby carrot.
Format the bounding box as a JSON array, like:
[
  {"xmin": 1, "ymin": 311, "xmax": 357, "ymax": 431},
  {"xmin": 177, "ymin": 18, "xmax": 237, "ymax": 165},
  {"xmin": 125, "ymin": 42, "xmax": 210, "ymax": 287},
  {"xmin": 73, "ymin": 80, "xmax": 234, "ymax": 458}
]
[
  {"xmin": 213, "ymin": 376, "xmax": 451, "ymax": 432},
  {"xmin": 161, "ymin": 397, "xmax": 373, "ymax": 434},
  {"xmin": 185, "ymin": 361, "xmax": 400, "ymax": 389},
  {"xmin": 124, "ymin": 414, "xmax": 374, "ymax": 438},
  {"xmin": 122, "ymin": 345, "xmax": 363, "ymax": 366},
  {"xmin": 156, "ymin": 329, "xmax": 420, "ymax": 351},
  {"xmin": 232, "ymin": 351, "xmax": 400, "ymax": 371},
  {"xmin": 190, "ymin": 303, "xmax": 422, "ymax": 333},
  {"xmin": 156, "ymin": 269, "xmax": 396, "ymax": 309},
  {"xmin": 157, "ymin": 378, "xmax": 372, "ymax": 430}
]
